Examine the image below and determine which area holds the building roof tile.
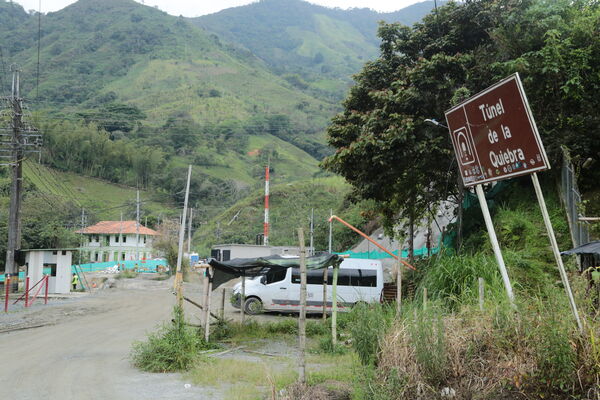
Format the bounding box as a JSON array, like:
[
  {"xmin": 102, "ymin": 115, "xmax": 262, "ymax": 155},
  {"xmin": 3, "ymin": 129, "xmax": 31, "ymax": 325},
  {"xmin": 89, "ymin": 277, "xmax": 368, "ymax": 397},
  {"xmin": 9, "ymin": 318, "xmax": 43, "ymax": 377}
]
[{"xmin": 75, "ymin": 221, "xmax": 158, "ymax": 236}]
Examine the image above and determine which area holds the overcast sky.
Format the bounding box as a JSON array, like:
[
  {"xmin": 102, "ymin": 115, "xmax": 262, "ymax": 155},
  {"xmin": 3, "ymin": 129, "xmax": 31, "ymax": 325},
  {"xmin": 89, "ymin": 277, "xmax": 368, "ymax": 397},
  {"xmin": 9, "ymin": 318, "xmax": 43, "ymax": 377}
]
[{"xmin": 13, "ymin": 0, "xmax": 425, "ymax": 17}]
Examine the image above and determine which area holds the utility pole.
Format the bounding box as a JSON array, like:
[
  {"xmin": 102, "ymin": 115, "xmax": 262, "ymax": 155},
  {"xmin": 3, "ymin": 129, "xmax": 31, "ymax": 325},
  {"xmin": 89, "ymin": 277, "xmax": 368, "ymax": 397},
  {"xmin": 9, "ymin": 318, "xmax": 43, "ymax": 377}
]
[
  {"xmin": 79, "ymin": 208, "xmax": 85, "ymax": 267},
  {"xmin": 263, "ymin": 164, "xmax": 270, "ymax": 246},
  {"xmin": 119, "ymin": 212, "xmax": 123, "ymax": 263},
  {"xmin": 136, "ymin": 190, "xmax": 140, "ymax": 261},
  {"xmin": 328, "ymin": 209, "xmax": 333, "ymax": 253},
  {"xmin": 175, "ymin": 165, "xmax": 192, "ymax": 308},
  {"xmin": 187, "ymin": 207, "xmax": 193, "ymax": 255},
  {"xmin": 309, "ymin": 208, "xmax": 314, "ymax": 256},
  {"xmin": 2, "ymin": 67, "xmax": 41, "ymax": 292}
]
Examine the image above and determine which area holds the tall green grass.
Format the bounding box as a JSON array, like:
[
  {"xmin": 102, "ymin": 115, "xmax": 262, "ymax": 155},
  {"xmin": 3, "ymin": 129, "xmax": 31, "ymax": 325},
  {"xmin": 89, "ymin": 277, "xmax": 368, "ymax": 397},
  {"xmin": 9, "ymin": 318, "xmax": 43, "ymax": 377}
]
[{"xmin": 130, "ymin": 306, "xmax": 215, "ymax": 372}]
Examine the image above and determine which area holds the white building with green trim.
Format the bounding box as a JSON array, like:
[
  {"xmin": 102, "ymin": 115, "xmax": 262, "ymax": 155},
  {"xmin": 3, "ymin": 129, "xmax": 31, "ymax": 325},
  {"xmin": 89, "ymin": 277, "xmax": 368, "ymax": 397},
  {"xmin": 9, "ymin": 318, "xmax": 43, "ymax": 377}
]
[{"xmin": 76, "ymin": 221, "xmax": 158, "ymax": 263}]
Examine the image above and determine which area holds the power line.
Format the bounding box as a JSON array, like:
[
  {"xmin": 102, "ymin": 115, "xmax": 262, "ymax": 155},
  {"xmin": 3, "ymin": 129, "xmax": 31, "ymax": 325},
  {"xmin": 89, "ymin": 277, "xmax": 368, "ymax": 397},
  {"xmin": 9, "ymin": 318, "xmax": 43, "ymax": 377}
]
[{"xmin": 27, "ymin": 160, "xmax": 80, "ymax": 207}]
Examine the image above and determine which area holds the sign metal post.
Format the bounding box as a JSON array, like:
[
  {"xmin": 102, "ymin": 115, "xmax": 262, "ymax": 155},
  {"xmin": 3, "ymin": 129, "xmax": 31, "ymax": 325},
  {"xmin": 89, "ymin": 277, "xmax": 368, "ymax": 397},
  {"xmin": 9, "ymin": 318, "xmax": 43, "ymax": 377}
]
[
  {"xmin": 475, "ymin": 184, "xmax": 515, "ymax": 304},
  {"xmin": 531, "ymin": 173, "xmax": 582, "ymax": 331}
]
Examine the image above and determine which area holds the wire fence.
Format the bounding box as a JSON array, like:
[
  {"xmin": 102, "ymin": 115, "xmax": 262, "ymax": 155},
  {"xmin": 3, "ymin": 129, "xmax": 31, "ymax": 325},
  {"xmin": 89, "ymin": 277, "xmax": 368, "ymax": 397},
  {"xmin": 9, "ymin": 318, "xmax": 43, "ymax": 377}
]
[
  {"xmin": 561, "ymin": 153, "xmax": 589, "ymax": 248},
  {"xmin": 0, "ymin": 259, "xmax": 168, "ymax": 282}
]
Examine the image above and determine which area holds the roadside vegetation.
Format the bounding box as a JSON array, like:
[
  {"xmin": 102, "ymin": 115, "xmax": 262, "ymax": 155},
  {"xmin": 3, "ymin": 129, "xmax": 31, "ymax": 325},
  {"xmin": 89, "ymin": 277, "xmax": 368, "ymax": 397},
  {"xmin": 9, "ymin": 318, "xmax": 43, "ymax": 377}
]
[{"xmin": 114, "ymin": 270, "xmax": 138, "ymax": 279}]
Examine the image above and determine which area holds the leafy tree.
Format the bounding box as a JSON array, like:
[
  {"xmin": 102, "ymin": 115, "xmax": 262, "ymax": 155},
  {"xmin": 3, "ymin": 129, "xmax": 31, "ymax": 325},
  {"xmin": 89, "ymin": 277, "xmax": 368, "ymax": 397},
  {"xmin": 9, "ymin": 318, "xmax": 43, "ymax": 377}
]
[
  {"xmin": 323, "ymin": 0, "xmax": 600, "ymax": 235},
  {"xmin": 163, "ymin": 113, "xmax": 199, "ymax": 155},
  {"xmin": 79, "ymin": 103, "xmax": 146, "ymax": 134}
]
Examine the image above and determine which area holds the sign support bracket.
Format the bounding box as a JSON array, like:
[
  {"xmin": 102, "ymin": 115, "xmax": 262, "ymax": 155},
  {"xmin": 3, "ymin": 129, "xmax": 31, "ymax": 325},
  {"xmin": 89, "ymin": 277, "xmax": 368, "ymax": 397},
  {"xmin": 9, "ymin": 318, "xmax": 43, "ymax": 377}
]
[
  {"xmin": 531, "ymin": 172, "xmax": 583, "ymax": 332},
  {"xmin": 475, "ymin": 184, "xmax": 515, "ymax": 306}
]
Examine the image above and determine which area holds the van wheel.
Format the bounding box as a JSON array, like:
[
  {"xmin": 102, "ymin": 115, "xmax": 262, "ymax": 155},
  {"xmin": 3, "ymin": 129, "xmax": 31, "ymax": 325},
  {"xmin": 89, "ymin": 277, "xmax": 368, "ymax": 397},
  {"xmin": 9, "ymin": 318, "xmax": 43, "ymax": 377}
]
[{"xmin": 244, "ymin": 297, "xmax": 263, "ymax": 315}]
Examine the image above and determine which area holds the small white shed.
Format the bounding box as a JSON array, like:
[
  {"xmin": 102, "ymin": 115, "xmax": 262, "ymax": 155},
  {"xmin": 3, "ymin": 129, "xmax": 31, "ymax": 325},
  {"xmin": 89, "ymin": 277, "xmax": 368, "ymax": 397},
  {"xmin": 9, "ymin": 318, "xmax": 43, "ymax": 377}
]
[{"xmin": 24, "ymin": 249, "xmax": 73, "ymax": 294}]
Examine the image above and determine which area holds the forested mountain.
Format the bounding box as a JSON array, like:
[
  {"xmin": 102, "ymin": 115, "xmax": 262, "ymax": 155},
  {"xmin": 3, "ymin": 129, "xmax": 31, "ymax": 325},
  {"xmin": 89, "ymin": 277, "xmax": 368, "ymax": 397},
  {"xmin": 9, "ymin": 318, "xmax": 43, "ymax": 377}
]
[
  {"xmin": 193, "ymin": 0, "xmax": 439, "ymax": 98},
  {"xmin": 0, "ymin": 0, "xmax": 333, "ymax": 203},
  {"xmin": 0, "ymin": 0, "xmax": 436, "ymax": 254}
]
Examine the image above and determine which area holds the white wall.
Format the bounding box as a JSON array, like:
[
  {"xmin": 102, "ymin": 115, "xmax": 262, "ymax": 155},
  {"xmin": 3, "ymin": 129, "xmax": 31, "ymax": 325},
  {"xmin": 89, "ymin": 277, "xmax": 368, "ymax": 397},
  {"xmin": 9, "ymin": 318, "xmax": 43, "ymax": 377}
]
[
  {"xmin": 25, "ymin": 250, "xmax": 72, "ymax": 294},
  {"xmin": 25, "ymin": 251, "xmax": 44, "ymax": 285}
]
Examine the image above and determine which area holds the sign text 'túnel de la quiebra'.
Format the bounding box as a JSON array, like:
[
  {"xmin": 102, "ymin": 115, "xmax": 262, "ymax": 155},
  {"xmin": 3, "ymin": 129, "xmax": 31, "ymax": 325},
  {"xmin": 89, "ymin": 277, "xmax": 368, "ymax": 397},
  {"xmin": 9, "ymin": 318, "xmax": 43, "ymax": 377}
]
[{"xmin": 445, "ymin": 73, "xmax": 549, "ymax": 187}]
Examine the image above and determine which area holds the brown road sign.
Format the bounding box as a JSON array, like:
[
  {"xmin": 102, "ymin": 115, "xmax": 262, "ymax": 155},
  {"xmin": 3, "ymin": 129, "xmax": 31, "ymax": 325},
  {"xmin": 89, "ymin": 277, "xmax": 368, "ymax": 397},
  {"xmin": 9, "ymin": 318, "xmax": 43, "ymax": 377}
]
[{"xmin": 445, "ymin": 73, "xmax": 549, "ymax": 187}]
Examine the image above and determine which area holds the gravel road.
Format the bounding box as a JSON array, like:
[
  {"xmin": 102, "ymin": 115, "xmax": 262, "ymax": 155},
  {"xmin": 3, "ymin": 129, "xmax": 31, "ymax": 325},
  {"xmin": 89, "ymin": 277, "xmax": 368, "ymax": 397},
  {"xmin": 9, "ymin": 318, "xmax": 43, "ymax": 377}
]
[{"xmin": 0, "ymin": 275, "xmax": 243, "ymax": 400}]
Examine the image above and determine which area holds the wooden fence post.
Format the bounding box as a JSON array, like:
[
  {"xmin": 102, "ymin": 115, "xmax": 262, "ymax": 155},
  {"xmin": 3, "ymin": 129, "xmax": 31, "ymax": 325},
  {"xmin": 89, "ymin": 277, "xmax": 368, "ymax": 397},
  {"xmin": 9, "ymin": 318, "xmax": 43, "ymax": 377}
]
[
  {"xmin": 396, "ymin": 256, "xmax": 402, "ymax": 315},
  {"xmin": 322, "ymin": 268, "xmax": 327, "ymax": 320},
  {"xmin": 331, "ymin": 265, "xmax": 339, "ymax": 346},
  {"xmin": 220, "ymin": 288, "xmax": 226, "ymax": 320},
  {"xmin": 204, "ymin": 267, "xmax": 213, "ymax": 342},
  {"xmin": 297, "ymin": 228, "xmax": 307, "ymax": 383},
  {"xmin": 478, "ymin": 277, "xmax": 484, "ymax": 311},
  {"xmin": 241, "ymin": 274, "xmax": 246, "ymax": 324}
]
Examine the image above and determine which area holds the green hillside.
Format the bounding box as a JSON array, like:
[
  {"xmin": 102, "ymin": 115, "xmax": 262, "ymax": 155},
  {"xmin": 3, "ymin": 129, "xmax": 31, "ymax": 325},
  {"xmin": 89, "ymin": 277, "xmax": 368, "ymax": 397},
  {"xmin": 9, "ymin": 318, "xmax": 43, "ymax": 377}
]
[
  {"xmin": 0, "ymin": 0, "xmax": 332, "ymax": 216},
  {"xmin": 193, "ymin": 0, "xmax": 440, "ymax": 98},
  {"xmin": 22, "ymin": 160, "xmax": 174, "ymax": 221},
  {"xmin": 193, "ymin": 176, "xmax": 379, "ymax": 256}
]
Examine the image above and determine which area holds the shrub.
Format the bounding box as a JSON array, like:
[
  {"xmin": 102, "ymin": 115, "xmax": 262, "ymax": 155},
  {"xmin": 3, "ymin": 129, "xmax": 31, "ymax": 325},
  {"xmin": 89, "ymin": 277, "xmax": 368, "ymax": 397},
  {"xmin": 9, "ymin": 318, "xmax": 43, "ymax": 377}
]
[
  {"xmin": 529, "ymin": 297, "xmax": 576, "ymax": 391},
  {"xmin": 369, "ymin": 292, "xmax": 597, "ymax": 399},
  {"xmin": 317, "ymin": 336, "xmax": 346, "ymax": 355},
  {"xmin": 115, "ymin": 270, "xmax": 137, "ymax": 279},
  {"xmin": 347, "ymin": 302, "xmax": 394, "ymax": 365},
  {"xmin": 130, "ymin": 306, "xmax": 214, "ymax": 372},
  {"xmin": 406, "ymin": 304, "xmax": 447, "ymax": 384}
]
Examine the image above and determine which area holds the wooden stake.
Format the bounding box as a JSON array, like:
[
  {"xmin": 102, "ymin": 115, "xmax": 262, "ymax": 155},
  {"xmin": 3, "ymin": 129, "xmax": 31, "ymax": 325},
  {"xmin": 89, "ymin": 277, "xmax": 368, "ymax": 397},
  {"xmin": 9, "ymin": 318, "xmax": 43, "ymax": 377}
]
[
  {"xmin": 297, "ymin": 228, "xmax": 307, "ymax": 383},
  {"xmin": 201, "ymin": 268, "xmax": 209, "ymax": 324},
  {"xmin": 331, "ymin": 265, "xmax": 339, "ymax": 346},
  {"xmin": 204, "ymin": 267, "xmax": 213, "ymax": 342},
  {"xmin": 241, "ymin": 274, "xmax": 246, "ymax": 324},
  {"xmin": 220, "ymin": 288, "xmax": 226, "ymax": 320},
  {"xmin": 324, "ymin": 208, "xmax": 332, "ymax": 320},
  {"xmin": 322, "ymin": 268, "xmax": 327, "ymax": 320},
  {"xmin": 478, "ymin": 277, "xmax": 484, "ymax": 311},
  {"xmin": 423, "ymin": 287, "xmax": 427, "ymax": 311},
  {"xmin": 396, "ymin": 256, "xmax": 402, "ymax": 315}
]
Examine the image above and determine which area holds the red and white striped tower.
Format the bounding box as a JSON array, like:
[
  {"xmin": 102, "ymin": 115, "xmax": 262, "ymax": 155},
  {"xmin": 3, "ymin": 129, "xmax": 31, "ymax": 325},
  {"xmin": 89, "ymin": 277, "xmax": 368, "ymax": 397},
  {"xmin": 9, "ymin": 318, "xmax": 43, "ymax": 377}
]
[{"xmin": 263, "ymin": 165, "xmax": 270, "ymax": 246}]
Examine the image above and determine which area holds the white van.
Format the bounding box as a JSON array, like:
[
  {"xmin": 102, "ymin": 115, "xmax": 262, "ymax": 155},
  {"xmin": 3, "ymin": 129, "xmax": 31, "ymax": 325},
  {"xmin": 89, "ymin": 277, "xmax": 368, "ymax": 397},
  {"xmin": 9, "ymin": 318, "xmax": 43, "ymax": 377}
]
[{"xmin": 231, "ymin": 258, "xmax": 384, "ymax": 315}]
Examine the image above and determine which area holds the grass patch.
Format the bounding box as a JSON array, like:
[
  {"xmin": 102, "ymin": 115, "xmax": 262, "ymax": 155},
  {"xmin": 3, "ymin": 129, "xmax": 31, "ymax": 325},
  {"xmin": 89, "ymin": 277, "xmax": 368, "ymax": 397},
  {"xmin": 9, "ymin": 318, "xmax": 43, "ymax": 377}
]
[
  {"xmin": 214, "ymin": 318, "xmax": 330, "ymax": 343},
  {"xmin": 115, "ymin": 270, "xmax": 138, "ymax": 279},
  {"xmin": 152, "ymin": 273, "xmax": 170, "ymax": 281},
  {"xmin": 130, "ymin": 306, "xmax": 216, "ymax": 372},
  {"xmin": 188, "ymin": 358, "xmax": 297, "ymax": 397},
  {"xmin": 187, "ymin": 343, "xmax": 358, "ymax": 399}
]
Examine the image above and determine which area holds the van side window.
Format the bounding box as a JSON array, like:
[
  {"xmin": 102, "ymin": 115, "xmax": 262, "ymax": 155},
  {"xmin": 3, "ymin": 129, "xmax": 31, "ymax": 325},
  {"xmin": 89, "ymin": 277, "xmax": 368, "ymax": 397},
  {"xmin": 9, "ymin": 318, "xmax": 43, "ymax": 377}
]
[
  {"xmin": 358, "ymin": 269, "xmax": 377, "ymax": 287},
  {"xmin": 265, "ymin": 269, "xmax": 287, "ymax": 284},
  {"xmin": 293, "ymin": 268, "xmax": 377, "ymax": 287},
  {"xmin": 337, "ymin": 269, "xmax": 352, "ymax": 286},
  {"xmin": 292, "ymin": 269, "xmax": 330, "ymax": 285}
]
